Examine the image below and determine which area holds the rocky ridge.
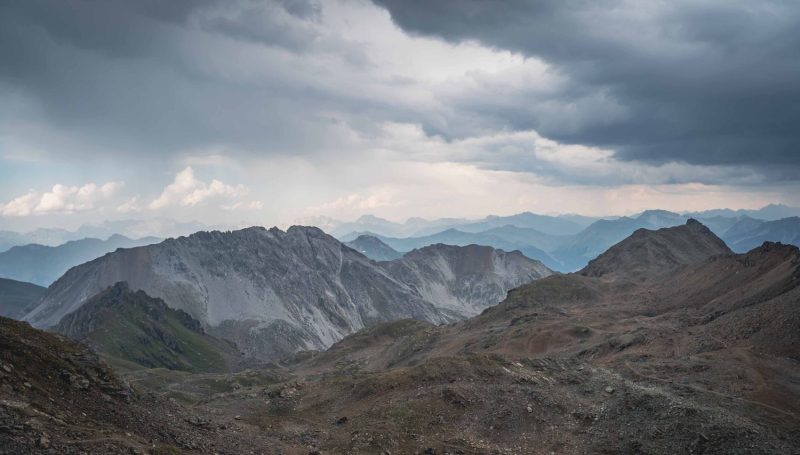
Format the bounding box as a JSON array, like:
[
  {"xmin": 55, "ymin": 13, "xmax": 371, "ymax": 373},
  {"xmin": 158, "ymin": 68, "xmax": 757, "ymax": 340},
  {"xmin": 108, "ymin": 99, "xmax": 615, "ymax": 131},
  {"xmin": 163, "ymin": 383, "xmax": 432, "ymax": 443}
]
[{"xmin": 26, "ymin": 226, "xmax": 551, "ymax": 361}]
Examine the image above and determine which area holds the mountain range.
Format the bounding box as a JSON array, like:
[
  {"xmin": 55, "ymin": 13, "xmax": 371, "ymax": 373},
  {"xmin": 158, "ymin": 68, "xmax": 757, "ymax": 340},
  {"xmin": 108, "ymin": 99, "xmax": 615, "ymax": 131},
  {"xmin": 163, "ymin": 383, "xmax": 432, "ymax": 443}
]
[
  {"xmin": 723, "ymin": 216, "xmax": 800, "ymax": 253},
  {"xmin": 5, "ymin": 219, "xmax": 798, "ymax": 453},
  {"xmin": 0, "ymin": 218, "xmax": 228, "ymax": 253},
  {"xmin": 1, "ymin": 204, "xmax": 798, "ymax": 276},
  {"xmin": 337, "ymin": 209, "xmax": 800, "ymax": 272},
  {"xmin": 317, "ymin": 204, "xmax": 800, "ymax": 240},
  {"xmin": 326, "ymin": 212, "xmax": 598, "ymax": 238},
  {"xmin": 0, "ymin": 234, "xmax": 160, "ymax": 286},
  {"xmin": 24, "ymin": 226, "xmax": 551, "ymax": 361}
]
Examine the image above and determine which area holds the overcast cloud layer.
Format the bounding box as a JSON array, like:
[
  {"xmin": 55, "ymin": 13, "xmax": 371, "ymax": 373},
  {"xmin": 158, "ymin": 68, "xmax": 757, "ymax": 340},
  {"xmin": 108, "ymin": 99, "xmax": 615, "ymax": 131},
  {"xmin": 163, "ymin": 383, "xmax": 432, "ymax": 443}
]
[{"xmin": 0, "ymin": 0, "xmax": 798, "ymax": 230}]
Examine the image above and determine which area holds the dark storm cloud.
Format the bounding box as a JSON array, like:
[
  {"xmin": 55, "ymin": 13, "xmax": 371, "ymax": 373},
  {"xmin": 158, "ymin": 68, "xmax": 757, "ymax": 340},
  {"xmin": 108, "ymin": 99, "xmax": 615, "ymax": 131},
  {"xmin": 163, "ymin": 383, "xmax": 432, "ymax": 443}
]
[
  {"xmin": 0, "ymin": 0, "xmax": 212, "ymax": 58},
  {"xmin": 373, "ymin": 0, "xmax": 800, "ymax": 169},
  {"xmin": 0, "ymin": 0, "xmax": 377, "ymax": 158},
  {"xmin": 201, "ymin": 0, "xmax": 323, "ymax": 52},
  {"xmin": 2, "ymin": 0, "xmax": 799, "ymax": 188}
]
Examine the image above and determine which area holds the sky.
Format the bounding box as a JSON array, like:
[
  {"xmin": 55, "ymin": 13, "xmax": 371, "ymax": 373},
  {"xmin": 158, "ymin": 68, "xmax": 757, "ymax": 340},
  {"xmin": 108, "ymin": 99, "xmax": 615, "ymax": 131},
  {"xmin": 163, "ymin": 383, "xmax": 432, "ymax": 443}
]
[{"xmin": 1, "ymin": 0, "xmax": 799, "ymax": 231}]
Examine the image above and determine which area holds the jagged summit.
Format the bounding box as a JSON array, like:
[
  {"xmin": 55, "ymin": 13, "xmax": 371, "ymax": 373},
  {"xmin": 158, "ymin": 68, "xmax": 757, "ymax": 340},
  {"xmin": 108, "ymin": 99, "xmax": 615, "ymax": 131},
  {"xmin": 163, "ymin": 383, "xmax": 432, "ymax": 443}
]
[
  {"xmin": 25, "ymin": 225, "xmax": 549, "ymax": 361},
  {"xmin": 402, "ymin": 242, "xmax": 538, "ymax": 267},
  {"xmin": 26, "ymin": 225, "xmax": 446, "ymax": 360},
  {"xmin": 580, "ymin": 219, "xmax": 732, "ymax": 280},
  {"xmin": 739, "ymin": 240, "xmax": 800, "ymax": 265}
]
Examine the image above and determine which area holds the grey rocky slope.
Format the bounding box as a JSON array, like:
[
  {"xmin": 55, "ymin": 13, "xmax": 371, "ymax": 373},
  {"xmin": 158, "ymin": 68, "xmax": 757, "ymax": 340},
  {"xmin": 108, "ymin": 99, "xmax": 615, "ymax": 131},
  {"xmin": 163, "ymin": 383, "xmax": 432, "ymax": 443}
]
[
  {"xmin": 381, "ymin": 243, "xmax": 551, "ymax": 316},
  {"xmin": 0, "ymin": 234, "xmax": 159, "ymax": 286},
  {"xmin": 25, "ymin": 226, "xmax": 550, "ymax": 360},
  {"xmin": 344, "ymin": 234, "xmax": 402, "ymax": 261}
]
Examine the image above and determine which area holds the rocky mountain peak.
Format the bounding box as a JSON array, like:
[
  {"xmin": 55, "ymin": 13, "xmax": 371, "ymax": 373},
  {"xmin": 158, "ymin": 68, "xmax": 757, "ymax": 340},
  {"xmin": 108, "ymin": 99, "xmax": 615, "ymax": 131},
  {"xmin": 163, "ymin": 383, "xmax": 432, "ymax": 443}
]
[
  {"xmin": 25, "ymin": 225, "xmax": 551, "ymax": 361},
  {"xmin": 344, "ymin": 235, "xmax": 402, "ymax": 261},
  {"xmin": 740, "ymin": 241, "xmax": 800, "ymax": 264},
  {"xmin": 580, "ymin": 219, "xmax": 732, "ymax": 280},
  {"xmin": 286, "ymin": 225, "xmax": 328, "ymax": 237}
]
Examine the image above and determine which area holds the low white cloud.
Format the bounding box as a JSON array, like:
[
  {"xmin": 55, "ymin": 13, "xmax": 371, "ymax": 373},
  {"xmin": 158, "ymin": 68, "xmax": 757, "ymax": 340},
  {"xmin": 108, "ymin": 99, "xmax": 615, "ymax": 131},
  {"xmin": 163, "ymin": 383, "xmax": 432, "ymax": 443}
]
[
  {"xmin": 116, "ymin": 196, "xmax": 141, "ymax": 214},
  {"xmin": 0, "ymin": 192, "xmax": 39, "ymax": 216},
  {"xmin": 0, "ymin": 181, "xmax": 124, "ymax": 216},
  {"xmin": 306, "ymin": 190, "xmax": 398, "ymax": 216},
  {"xmin": 222, "ymin": 200, "xmax": 264, "ymax": 211},
  {"xmin": 148, "ymin": 167, "xmax": 248, "ymax": 210}
]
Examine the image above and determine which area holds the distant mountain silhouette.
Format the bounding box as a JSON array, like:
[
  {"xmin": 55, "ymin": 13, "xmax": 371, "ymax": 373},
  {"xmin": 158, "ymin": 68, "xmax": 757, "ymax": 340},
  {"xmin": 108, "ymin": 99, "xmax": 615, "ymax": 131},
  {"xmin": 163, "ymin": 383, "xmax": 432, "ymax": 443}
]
[
  {"xmin": 0, "ymin": 277, "xmax": 45, "ymax": 319},
  {"xmin": 721, "ymin": 216, "xmax": 800, "ymax": 253},
  {"xmin": 344, "ymin": 234, "xmax": 402, "ymax": 261},
  {"xmin": 0, "ymin": 234, "xmax": 160, "ymax": 286}
]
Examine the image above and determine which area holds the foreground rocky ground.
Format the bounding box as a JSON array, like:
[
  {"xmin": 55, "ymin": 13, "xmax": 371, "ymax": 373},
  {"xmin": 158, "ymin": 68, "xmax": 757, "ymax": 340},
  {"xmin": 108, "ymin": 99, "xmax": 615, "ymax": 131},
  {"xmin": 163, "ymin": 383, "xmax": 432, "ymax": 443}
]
[{"xmin": 0, "ymin": 317, "xmax": 298, "ymax": 454}]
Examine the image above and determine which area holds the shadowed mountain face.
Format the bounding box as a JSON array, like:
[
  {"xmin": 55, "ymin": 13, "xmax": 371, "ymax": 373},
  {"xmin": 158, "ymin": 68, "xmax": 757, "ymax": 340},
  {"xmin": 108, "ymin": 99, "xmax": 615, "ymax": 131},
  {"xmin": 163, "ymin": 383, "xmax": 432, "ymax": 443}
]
[
  {"xmin": 580, "ymin": 218, "xmax": 733, "ymax": 280},
  {"xmin": 26, "ymin": 226, "xmax": 550, "ymax": 361},
  {"xmin": 0, "ymin": 234, "xmax": 160, "ymax": 286},
  {"xmin": 0, "ymin": 277, "xmax": 45, "ymax": 319},
  {"xmin": 344, "ymin": 234, "xmax": 402, "ymax": 261},
  {"xmin": 54, "ymin": 282, "xmax": 242, "ymax": 373}
]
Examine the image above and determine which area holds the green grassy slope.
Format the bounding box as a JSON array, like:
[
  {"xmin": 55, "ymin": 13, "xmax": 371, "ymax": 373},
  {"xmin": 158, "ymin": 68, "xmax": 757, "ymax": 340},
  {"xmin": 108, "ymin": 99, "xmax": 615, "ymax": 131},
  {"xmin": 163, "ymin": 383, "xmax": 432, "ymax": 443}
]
[{"xmin": 55, "ymin": 282, "xmax": 241, "ymax": 373}]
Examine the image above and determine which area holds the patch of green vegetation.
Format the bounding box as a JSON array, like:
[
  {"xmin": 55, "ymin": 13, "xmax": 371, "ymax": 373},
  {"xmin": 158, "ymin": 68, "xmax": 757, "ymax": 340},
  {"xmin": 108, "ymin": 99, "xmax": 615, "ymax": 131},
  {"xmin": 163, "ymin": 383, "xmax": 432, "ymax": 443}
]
[
  {"xmin": 58, "ymin": 284, "xmax": 239, "ymax": 373},
  {"xmin": 88, "ymin": 302, "xmax": 230, "ymax": 373}
]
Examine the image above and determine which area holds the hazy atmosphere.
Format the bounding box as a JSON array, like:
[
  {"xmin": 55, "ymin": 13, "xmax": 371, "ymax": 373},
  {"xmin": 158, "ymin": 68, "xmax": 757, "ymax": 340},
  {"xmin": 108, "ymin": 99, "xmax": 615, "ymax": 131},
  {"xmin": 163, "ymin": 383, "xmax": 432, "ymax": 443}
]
[{"xmin": 2, "ymin": 0, "xmax": 799, "ymax": 232}]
